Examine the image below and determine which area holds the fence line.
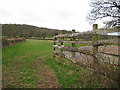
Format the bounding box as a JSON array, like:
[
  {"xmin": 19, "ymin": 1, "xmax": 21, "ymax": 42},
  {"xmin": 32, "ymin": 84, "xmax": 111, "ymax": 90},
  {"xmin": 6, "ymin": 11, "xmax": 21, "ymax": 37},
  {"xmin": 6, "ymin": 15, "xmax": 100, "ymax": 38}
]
[
  {"xmin": 53, "ymin": 24, "xmax": 120, "ymax": 65},
  {"xmin": 54, "ymin": 27, "xmax": 120, "ymax": 38},
  {"xmin": 54, "ymin": 39, "xmax": 120, "ymax": 46},
  {"xmin": 53, "ymin": 24, "xmax": 120, "ymax": 86}
]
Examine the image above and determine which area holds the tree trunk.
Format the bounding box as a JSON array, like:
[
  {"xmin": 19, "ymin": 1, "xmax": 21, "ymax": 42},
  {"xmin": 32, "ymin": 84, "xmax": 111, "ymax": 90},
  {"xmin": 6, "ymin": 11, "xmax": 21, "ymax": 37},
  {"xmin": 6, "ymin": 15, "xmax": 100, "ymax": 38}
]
[
  {"xmin": 29, "ymin": 36, "xmax": 31, "ymax": 39},
  {"xmin": 43, "ymin": 36, "xmax": 45, "ymax": 39},
  {"xmin": 8, "ymin": 35, "xmax": 11, "ymax": 38}
]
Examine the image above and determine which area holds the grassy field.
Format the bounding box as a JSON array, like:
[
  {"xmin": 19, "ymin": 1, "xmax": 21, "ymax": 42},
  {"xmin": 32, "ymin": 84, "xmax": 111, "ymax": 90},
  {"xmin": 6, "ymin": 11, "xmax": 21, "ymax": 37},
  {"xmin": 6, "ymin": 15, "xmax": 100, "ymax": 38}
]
[{"xmin": 2, "ymin": 39, "xmax": 117, "ymax": 88}]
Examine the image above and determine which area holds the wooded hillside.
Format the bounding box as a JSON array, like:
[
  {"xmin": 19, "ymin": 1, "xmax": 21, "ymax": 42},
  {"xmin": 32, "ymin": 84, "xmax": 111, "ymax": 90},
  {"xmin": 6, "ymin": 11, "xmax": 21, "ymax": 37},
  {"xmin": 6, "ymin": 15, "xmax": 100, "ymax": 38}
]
[{"xmin": 2, "ymin": 24, "xmax": 72, "ymax": 39}]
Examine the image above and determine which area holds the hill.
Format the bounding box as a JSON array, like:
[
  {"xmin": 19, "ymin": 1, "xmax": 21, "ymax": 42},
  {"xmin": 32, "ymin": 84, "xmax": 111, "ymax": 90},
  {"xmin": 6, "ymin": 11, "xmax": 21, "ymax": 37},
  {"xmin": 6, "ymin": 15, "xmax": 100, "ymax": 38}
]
[{"xmin": 2, "ymin": 24, "xmax": 72, "ymax": 39}]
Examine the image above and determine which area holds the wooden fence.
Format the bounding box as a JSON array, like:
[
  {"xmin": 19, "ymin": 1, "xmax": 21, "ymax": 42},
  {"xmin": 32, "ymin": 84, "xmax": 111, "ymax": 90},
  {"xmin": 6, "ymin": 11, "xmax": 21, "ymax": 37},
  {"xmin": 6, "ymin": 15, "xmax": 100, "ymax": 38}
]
[
  {"xmin": 53, "ymin": 24, "xmax": 120, "ymax": 64},
  {"xmin": 53, "ymin": 24, "xmax": 120, "ymax": 86}
]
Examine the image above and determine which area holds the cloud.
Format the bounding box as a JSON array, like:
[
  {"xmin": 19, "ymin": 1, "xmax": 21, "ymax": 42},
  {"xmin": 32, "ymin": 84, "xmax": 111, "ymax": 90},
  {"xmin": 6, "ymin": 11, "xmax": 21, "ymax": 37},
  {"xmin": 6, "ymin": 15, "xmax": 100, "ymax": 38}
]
[
  {"xmin": 0, "ymin": 8, "xmax": 10, "ymax": 16},
  {"xmin": 55, "ymin": 10, "xmax": 75, "ymax": 19},
  {"xmin": 0, "ymin": 0, "xmax": 92, "ymax": 32}
]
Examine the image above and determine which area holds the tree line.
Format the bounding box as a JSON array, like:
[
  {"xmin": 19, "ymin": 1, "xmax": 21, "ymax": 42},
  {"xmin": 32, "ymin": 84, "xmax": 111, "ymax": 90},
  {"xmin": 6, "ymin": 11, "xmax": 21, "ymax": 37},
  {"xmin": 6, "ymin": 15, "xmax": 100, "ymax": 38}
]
[{"xmin": 2, "ymin": 24, "xmax": 72, "ymax": 39}]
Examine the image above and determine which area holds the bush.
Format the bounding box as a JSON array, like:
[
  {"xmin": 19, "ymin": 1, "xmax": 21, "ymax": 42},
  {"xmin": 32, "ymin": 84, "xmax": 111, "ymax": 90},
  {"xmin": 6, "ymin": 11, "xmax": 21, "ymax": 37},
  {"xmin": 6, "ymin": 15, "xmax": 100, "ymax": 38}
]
[
  {"xmin": 14, "ymin": 38, "xmax": 26, "ymax": 42},
  {"xmin": 2, "ymin": 38, "xmax": 10, "ymax": 47},
  {"xmin": 2, "ymin": 38, "xmax": 26, "ymax": 47}
]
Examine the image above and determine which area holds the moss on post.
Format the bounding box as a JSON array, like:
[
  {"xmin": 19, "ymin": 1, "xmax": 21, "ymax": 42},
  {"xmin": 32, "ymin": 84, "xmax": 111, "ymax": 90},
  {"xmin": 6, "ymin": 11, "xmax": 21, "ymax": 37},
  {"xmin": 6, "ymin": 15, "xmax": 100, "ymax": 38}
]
[
  {"xmin": 93, "ymin": 24, "xmax": 98, "ymax": 54},
  {"xmin": 92, "ymin": 24, "xmax": 99, "ymax": 67},
  {"xmin": 72, "ymin": 29, "xmax": 75, "ymax": 33}
]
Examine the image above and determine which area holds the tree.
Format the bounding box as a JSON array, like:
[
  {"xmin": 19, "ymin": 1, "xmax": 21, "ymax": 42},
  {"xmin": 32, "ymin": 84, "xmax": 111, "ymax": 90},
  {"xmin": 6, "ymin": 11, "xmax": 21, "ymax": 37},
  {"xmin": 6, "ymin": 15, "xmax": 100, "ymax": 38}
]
[
  {"xmin": 2, "ymin": 24, "xmax": 72, "ymax": 38},
  {"xmin": 87, "ymin": 0, "xmax": 120, "ymax": 28}
]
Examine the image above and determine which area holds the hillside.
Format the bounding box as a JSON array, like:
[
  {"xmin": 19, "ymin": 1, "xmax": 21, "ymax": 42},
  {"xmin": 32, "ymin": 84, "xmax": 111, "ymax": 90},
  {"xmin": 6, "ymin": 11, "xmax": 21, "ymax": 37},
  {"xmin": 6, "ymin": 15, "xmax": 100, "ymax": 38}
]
[
  {"xmin": 2, "ymin": 24, "xmax": 117, "ymax": 41},
  {"xmin": 2, "ymin": 24, "xmax": 72, "ymax": 39}
]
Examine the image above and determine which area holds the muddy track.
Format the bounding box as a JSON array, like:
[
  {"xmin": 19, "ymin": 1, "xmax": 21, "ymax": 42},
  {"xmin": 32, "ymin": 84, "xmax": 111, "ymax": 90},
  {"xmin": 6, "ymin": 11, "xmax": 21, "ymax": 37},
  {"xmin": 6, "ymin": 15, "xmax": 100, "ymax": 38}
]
[{"xmin": 34, "ymin": 57, "xmax": 60, "ymax": 88}]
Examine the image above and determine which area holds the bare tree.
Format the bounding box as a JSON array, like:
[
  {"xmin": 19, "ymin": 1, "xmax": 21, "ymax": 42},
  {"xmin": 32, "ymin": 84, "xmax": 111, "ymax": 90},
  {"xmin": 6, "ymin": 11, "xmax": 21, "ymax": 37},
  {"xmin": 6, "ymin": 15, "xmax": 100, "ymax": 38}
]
[{"xmin": 87, "ymin": 0, "xmax": 120, "ymax": 28}]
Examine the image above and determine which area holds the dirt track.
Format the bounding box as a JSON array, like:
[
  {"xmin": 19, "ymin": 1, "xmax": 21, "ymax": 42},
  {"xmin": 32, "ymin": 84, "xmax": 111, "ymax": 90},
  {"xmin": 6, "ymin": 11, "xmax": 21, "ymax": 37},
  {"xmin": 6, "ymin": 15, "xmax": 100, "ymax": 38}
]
[{"xmin": 35, "ymin": 57, "xmax": 60, "ymax": 88}]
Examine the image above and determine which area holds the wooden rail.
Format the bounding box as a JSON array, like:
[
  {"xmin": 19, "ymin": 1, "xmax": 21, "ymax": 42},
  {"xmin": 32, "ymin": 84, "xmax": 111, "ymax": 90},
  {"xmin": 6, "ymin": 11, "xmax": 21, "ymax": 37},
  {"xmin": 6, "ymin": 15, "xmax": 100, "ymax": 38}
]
[
  {"xmin": 54, "ymin": 39, "xmax": 120, "ymax": 46},
  {"xmin": 53, "ymin": 24, "xmax": 120, "ymax": 63},
  {"xmin": 53, "ymin": 24, "xmax": 120, "ymax": 87},
  {"xmin": 54, "ymin": 27, "xmax": 120, "ymax": 38}
]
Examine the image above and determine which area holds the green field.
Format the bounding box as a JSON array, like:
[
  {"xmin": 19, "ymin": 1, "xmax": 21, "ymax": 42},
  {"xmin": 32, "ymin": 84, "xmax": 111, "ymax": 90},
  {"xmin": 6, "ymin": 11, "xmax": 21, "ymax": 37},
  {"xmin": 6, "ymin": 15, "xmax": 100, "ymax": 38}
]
[{"xmin": 2, "ymin": 39, "xmax": 117, "ymax": 88}]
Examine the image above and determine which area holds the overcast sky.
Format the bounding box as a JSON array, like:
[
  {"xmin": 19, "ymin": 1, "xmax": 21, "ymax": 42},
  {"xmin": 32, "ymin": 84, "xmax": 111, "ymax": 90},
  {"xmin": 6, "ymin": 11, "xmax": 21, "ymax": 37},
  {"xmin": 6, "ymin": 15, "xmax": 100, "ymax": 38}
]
[{"xmin": 0, "ymin": 0, "xmax": 97, "ymax": 32}]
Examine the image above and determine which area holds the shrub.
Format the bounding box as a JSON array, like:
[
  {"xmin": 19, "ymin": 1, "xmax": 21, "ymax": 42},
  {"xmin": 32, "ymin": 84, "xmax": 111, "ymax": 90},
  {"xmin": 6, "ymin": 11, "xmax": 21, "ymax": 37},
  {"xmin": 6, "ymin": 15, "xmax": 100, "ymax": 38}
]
[
  {"xmin": 2, "ymin": 38, "xmax": 26, "ymax": 47},
  {"xmin": 14, "ymin": 38, "xmax": 26, "ymax": 42},
  {"xmin": 2, "ymin": 38, "xmax": 10, "ymax": 47}
]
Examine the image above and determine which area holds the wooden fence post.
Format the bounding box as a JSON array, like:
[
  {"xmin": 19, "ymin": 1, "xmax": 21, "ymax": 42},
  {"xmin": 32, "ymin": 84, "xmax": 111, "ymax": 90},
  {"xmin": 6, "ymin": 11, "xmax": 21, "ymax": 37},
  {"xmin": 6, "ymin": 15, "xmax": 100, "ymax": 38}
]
[
  {"xmin": 93, "ymin": 24, "xmax": 98, "ymax": 53},
  {"xmin": 53, "ymin": 37, "xmax": 57, "ymax": 57},
  {"xmin": 60, "ymin": 31, "xmax": 64, "ymax": 52},
  {"xmin": 118, "ymin": 35, "xmax": 120, "ymax": 87},
  {"xmin": 61, "ymin": 37, "xmax": 64, "ymax": 52},
  {"xmin": 92, "ymin": 24, "xmax": 99, "ymax": 67},
  {"xmin": 72, "ymin": 29, "xmax": 76, "ymax": 60}
]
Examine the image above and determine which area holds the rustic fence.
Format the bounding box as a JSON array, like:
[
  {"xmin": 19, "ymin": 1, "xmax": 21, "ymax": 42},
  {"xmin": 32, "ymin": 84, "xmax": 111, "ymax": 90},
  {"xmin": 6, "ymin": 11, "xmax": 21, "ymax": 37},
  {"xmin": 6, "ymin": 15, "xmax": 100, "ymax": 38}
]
[{"xmin": 53, "ymin": 24, "xmax": 120, "ymax": 87}]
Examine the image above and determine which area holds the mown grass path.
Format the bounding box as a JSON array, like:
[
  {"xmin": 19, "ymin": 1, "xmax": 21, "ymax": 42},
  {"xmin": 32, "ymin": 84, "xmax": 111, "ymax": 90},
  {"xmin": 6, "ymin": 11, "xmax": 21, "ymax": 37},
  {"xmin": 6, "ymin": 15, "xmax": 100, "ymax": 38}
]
[
  {"xmin": 2, "ymin": 39, "xmax": 117, "ymax": 88},
  {"xmin": 2, "ymin": 39, "xmax": 60, "ymax": 88}
]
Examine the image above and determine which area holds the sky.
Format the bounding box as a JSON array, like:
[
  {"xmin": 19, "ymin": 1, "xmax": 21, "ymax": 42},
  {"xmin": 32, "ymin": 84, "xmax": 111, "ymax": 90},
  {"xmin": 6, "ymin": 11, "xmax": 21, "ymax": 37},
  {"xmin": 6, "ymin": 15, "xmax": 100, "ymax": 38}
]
[{"xmin": 0, "ymin": 0, "xmax": 98, "ymax": 32}]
